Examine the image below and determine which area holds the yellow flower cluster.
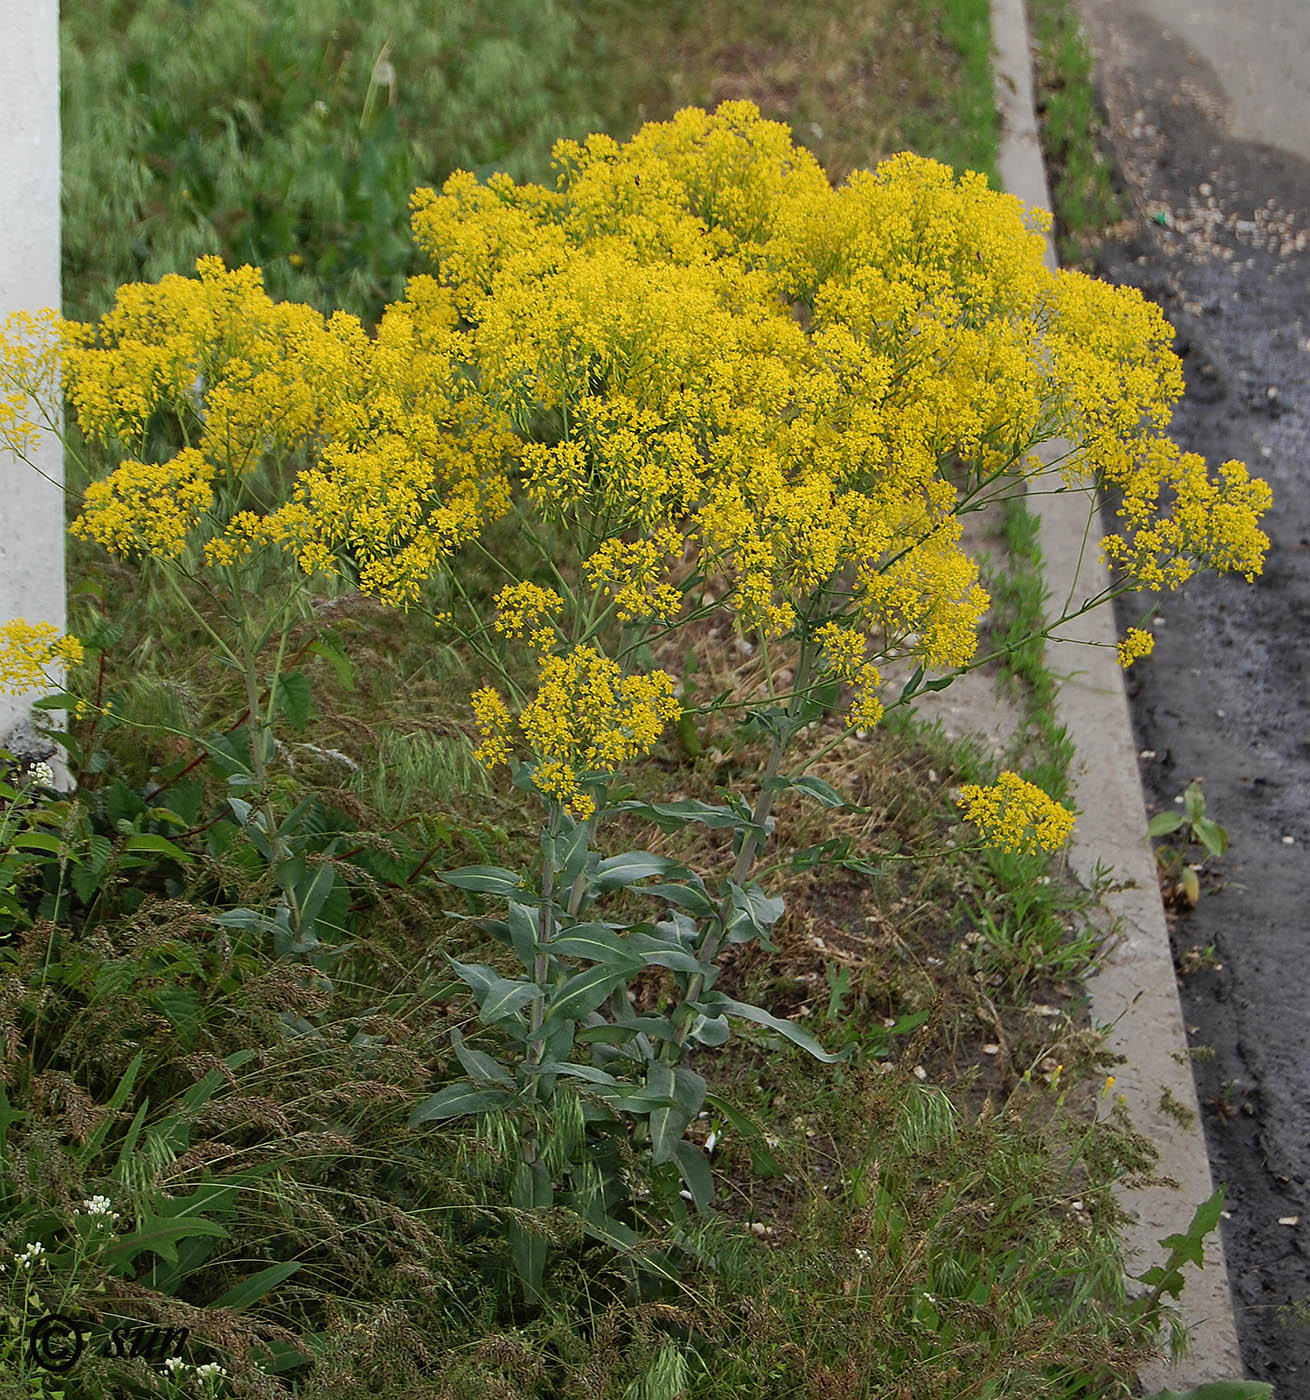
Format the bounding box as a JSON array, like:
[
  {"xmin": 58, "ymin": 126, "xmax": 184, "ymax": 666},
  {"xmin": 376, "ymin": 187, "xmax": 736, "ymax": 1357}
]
[
  {"xmin": 470, "ymin": 686, "xmax": 513, "ymax": 770},
  {"xmin": 19, "ymin": 260, "xmax": 515, "ymax": 605},
  {"xmin": 956, "ymin": 772, "xmax": 1076, "ymax": 855},
  {"xmin": 492, "ymin": 580, "xmax": 562, "ymax": 655},
  {"xmin": 583, "ymin": 529, "xmax": 683, "ymax": 623},
  {"xmin": 815, "ymin": 622, "xmax": 884, "ymax": 729},
  {"xmin": 474, "ymin": 646, "xmax": 681, "ymax": 818},
  {"xmin": 0, "ymin": 103, "xmax": 1273, "ymax": 750},
  {"xmin": 0, "ymin": 309, "xmax": 61, "ymax": 465},
  {"xmin": 1116, "ymin": 628, "xmax": 1155, "ymax": 669},
  {"xmin": 405, "ymin": 101, "xmax": 1266, "ymax": 695},
  {"xmin": 73, "ymin": 448, "xmax": 214, "ymax": 560},
  {"xmin": 0, "ymin": 619, "xmax": 84, "ymax": 696}
]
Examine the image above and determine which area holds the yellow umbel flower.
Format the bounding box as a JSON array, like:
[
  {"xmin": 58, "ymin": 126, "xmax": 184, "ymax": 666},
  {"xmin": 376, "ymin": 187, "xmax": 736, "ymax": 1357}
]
[
  {"xmin": 1116, "ymin": 628, "xmax": 1155, "ymax": 669},
  {"xmin": 583, "ymin": 529, "xmax": 683, "ymax": 623},
  {"xmin": 72, "ymin": 449, "xmax": 215, "ymax": 561},
  {"xmin": 956, "ymin": 772, "xmax": 1075, "ymax": 855},
  {"xmin": 509, "ymin": 645, "xmax": 681, "ymax": 817},
  {"xmin": 470, "ymin": 686, "xmax": 513, "ymax": 771},
  {"xmin": 0, "ymin": 620, "xmax": 84, "ymax": 695},
  {"xmin": 493, "ymin": 582, "xmax": 563, "ymax": 647}
]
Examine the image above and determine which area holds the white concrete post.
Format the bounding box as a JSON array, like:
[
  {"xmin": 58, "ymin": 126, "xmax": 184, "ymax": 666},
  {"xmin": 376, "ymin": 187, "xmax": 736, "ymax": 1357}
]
[{"xmin": 1, "ymin": 0, "xmax": 66, "ymax": 768}]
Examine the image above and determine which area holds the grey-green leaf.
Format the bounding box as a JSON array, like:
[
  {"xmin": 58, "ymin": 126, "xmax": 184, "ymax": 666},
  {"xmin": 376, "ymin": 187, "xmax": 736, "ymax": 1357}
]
[
  {"xmin": 674, "ymin": 1140, "xmax": 714, "ymax": 1212},
  {"xmin": 549, "ymin": 924, "xmax": 646, "ymax": 971},
  {"xmin": 542, "ymin": 964, "xmax": 634, "ymax": 1026},
  {"xmin": 439, "ymin": 865, "xmax": 524, "ymax": 896},
  {"xmin": 450, "ymin": 1027, "xmax": 513, "ymax": 1086},
  {"xmin": 701, "ymin": 994, "xmax": 847, "ymax": 1063},
  {"xmin": 594, "ymin": 851, "xmax": 685, "ymax": 890},
  {"xmin": 409, "ymin": 1082, "xmax": 512, "ymax": 1127}
]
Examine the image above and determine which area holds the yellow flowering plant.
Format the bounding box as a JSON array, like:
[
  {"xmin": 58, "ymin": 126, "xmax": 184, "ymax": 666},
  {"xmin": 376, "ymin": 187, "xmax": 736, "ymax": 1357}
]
[{"xmin": 0, "ymin": 102, "xmax": 1272, "ymax": 1299}]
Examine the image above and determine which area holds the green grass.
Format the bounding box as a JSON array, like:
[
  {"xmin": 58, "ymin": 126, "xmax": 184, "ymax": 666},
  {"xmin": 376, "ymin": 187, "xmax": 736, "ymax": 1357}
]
[
  {"xmin": 1027, "ymin": 0, "xmax": 1127, "ymax": 263},
  {"xmin": 61, "ymin": 0, "xmax": 999, "ymax": 325}
]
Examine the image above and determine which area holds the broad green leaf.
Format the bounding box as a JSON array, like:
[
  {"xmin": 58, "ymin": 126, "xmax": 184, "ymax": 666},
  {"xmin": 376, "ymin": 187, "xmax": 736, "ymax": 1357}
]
[
  {"xmin": 450, "ymin": 1027, "xmax": 513, "ymax": 1086},
  {"xmin": 573, "ymin": 1023, "xmax": 643, "ymax": 1046},
  {"xmin": 124, "ymin": 832, "xmax": 193, "ymax": 863},
  {"xmin": 294, "ymin": 863, "xmax": 337, "ymax": 933},
  {"xmin": 28, "ymin": 691, "xmax": 82, "ymax": 712},
  {"xmin": 510, "ymin": 1160, "xmax": 552, "ymax": 1300},
  {"xmin": 646, "ymin": 1062, "xmax": 680, "ymax": 1164},
  {"xmin": 273, "ymin": 671, "xmax": 312, "ymax": 733},
  {"xmin": 1157, "ymin": 1185, "xmax": 1225, "ymax": 1272},
  {"xmin": 638, "ymin": 881, "xmax": 718, "ymax": 918},
  {"xmin": 1194, "ymin": 816, "xmax": 1228, "ymax": 858},
  {"xmin": 761, "ymin": 774, "xmax": 850, "ymax": 809},
  {"xmin": 624, "ymin": 930, "xmax": 703, "ymax": 975},
  {"xmin": 549, "ymin": 923, "xmax": 645, "ymax": 971},
  {"xmin": 307, "ymin": 638, "xmax": 355, "ymax": 691},
  {"xmin": 898, "ymin": 664, "xmax": 926, "ymax": 702},
  {"xmin": 700, "ymin": 994, "xmax": 847, "ymax": 1063},
  {"xmin": 506, "ymin": 900, "xmax": 540, "ymax": 971},
  {"xmin": 1148, "ymin": 811, "xmax": 1186, "ymax": 837},
  {"xmin": 9, "ymin": 832, "xmax": 67, "ymax": 857},
  {"xmin": 545, "ymin": 820, "xmax": 591, "ymax": 890},
  {"xmin": 542, "ymin": 964, "xmax": 634, "ymax": 1026},
  {"xmin": 409, "ymin": 1081, "xmax": 512, "ymax": 1127},
  {"xmin": 725, "ymin": 881, "xmax": 785, "ymax": 947},
  {"xmin": 674, "ymin": 1140, "xmax": 714, "ymax": 1212},
  {"xmin": 532, "ymin": 1061, "xmax": 620, "ymax": 1087},
  {"xmin": 213, "ymin": 1260, "xmax": 303, "ymax": 1312},
  {"xmin": 1184, "ymin": 782, "xmax": 1206, "ymax": 822},
  {"xmin": 593, "ymin": 851, "xmax": 685, "ymax": 890},
  {"xmin": 102, "ymin": 1211, "xmax": 229, "ymax": 1272},
  {"xmin": 689, "ymin": 1013, "xmax": 731, "ymax": 1046},
  {"xmin": 607, "ymin": 798, "xmax": 744, "ymax": 832},
  {"xmin": 439, "ymin": 865, "xmax": 524, "ymax": 896},
  {"xmin": 446, "ymin": 957, "xmax": 540, "ymax": 1024}
]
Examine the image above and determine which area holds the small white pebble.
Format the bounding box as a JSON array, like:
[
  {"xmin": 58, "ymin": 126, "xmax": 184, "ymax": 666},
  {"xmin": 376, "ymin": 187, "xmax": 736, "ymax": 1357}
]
[
  {"xmin": 912, "ymin": 1065, "xmax": 927, "ymax": 1081},
  {"xmin": 1281, "ymin": 835, "xmax": 1296, "ymax": 845},
  {"xmin": 1139, "ymin": 749, "xmax": 1157, "ymax": 759},
  {"xmin": 1279, "ymin": 1216, "xmax": 1300, "ymax": 1226},
  {"xmin": 981, "ymin": 1043, "xmax": 1000, "ymax": 1055}
]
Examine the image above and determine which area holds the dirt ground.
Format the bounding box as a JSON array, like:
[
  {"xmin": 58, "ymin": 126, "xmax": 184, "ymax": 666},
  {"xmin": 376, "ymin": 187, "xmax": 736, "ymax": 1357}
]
[{"xmin": 1075, "ymin": 2, "xmax": 1310, "ymax": 1389}]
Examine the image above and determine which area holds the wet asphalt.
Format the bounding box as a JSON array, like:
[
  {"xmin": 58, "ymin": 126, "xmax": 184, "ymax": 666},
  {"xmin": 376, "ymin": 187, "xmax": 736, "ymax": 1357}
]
[{"xmin": 1075, "ymin": 0, "xmax": 1310, "ymax": 1389}]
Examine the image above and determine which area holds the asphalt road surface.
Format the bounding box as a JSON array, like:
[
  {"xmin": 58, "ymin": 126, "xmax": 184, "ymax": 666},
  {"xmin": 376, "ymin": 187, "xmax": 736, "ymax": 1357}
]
[{"xmin": 1076, "ymin": 0, "xmax": 1310, "ymax": 1390}]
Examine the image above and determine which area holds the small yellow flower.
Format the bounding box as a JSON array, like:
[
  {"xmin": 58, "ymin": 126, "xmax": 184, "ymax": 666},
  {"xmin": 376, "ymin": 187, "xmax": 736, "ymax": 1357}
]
[
  {"xmin": 470, "ymin": 686, "xmax": 512, "ymax": 770},
  {"xmin": 1116, "ymin": 627, "xmax": 1154, "ymax": 669},
  {"xmin": 956, "ymin": 771, "xmax": 1075, "ymax": 855},
  {"xmin": 0, "ymin": 620, "xmax": 84, "ymax": 695}
]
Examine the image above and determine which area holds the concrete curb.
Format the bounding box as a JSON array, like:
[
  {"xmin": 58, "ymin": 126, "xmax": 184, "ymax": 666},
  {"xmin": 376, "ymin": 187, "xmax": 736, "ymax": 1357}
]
[{"xmin": 988, "ymin": 0, "xmax": 1246, "ymax": 1388}]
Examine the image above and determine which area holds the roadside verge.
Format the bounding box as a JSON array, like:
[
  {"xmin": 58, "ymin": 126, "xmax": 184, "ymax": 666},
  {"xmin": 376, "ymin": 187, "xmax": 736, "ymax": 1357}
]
[{"xmin": 988, "ymin": 0, "xmax": 1246, "ymax": 1387}]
